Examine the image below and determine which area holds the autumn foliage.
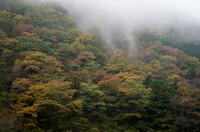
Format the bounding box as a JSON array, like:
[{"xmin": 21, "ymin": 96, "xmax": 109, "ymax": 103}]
[
  {"xmin": 12, "ymin": 24, "xmax": 38, "ymax": 37},
  {"xmin": 0, "ymin": 0, "xmax": 200, "ymax": 132}
]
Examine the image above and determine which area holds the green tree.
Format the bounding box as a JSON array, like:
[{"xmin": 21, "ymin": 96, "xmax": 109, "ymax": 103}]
[
  {"xmin": 79, "ymin": 83, "xmax": 106, "ymax": 121},
  {"xmin": 175, "ymin": 82, "xmax": 200, "ymax": 132},
  {"xmin": 97, "ymin": 74, "xmax": 121, "ymax": 118},
  {"xmin": 17, "ymin": 36, "xmax": 54, "ymax": 55},
  {"xmin": 0, "ymin": 38, "xmax": 18, "ymax": 108},
  {"xmin": 178, "ymin": 56, "xmax": 200, "ymax": 79},
  {"xmin": 0, "ymin": 10, "xmax": 15, "ymax": 36},
  {"xmin": 115, "ymin": 72, "xmax": 151, "ymax": 127},
  {"xmin": 147, "ymin": 80, "xmax": 177, "ymax": 131},
  {"xmin": 65, "ymin": 29, "xmax": 82, "ymax": 44},
  {"xmin": 0, "ymin": 30, "xmax": 7, "ymax": 40},
  {"xmin": 84, "ymin": 45, "xmax": 107, "ymax": 66}
]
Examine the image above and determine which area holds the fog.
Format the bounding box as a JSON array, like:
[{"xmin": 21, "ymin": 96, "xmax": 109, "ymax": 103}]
[{"xmin": 43, "ymin": 0, "xmax": 200, "ymax": 42}]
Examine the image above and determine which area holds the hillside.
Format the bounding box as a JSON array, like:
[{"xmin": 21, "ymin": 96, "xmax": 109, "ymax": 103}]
[{"xmin": 0, "ymin": 0, "xmax": 200, "ymax": 131}]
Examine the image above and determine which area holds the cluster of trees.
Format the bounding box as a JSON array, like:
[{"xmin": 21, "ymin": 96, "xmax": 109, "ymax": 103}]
[
  {"xmin": 0, "ymin": 0, "xmax": 199, "ymax": 131},
  {"xmin": 138, "ymin": 27, "xmax": 200, "ymax": 59}
]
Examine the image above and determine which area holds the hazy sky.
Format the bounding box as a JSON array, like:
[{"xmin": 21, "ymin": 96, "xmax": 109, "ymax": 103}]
[
  {"xmin": 48, "ymin": 0, "xmax": 200, "ymax": 41},
  {"xmin": 60, "ymin": 0, "xmax": 200, "ymax": 22}
]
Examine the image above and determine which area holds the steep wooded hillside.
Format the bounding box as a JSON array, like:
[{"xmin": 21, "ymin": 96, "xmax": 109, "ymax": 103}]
[{"xmin": 0, "ymin": 0, "xmax": 199, "ymax": 131}]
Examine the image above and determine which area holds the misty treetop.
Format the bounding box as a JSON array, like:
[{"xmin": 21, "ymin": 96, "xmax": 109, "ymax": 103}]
[{"xmin": 0, "ymin": 0, "xmax": 200, "ymax": 132}]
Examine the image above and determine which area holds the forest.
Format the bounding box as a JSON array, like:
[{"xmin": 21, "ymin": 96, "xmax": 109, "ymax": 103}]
[{"xmin": 0, "ymin": 0, "xmax": 200, "ymax": 131}]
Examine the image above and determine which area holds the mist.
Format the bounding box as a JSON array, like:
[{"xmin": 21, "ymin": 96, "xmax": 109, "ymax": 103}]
[{"xmin": 48, "ymin": 0, "xmax": 200, "ymax": 42}]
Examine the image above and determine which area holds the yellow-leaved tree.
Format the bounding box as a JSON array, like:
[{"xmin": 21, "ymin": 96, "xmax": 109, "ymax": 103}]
[{"xmin": 15, "ymin": 80, "xmax": 83, "ymax": 130}]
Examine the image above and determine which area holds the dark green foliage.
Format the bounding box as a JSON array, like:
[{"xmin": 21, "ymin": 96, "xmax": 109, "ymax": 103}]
[
  {"xmin": 17, "ymin": 36, "xmax": 54, "ymax": 55},
  {"xmin": 147, "ymin": 80, "xmax": 177, "ymax": 131},
  {"xmin": 38, "ymin": 29, "xmax": 68, "ymax": 46},
  {"xmin": 54, "ymin": 30, "xmax": 67, "ymax": 43},
  {"xmin": 1, "ymin": 0, "xmax": 30, "ymax": 15},
  {"xmin": 92, "ymin": 34, "xmax": 105, "ymax": 49},
  {"xmin": 139, "ymin": 29, "xmax": 200, "ymax": 59},
  {"xmin": 161, "ymin": 38, "xmax": 200, "ymax": 59},
  {"xmin": 178, "ymin": 56, "xmax": 200, "ymax": 79},
  {"xmin": 112, "ymin": 37, "xmax": 130, "ymax": 53},
  {"xmin": 0, "ymin": 89, "xmax": 9, "ymax": 108},
  {"xmin": 139, "ymin": 28, "xmax": 160, "ymax": 42},
  {"xmin": 0, "ymin": 30, "xmax": 7, "ymax": 39},
  {"xmin": 0, "ymin": 38, "xmax": 18, "ymax": 108},
  {"xmin": 142, "ymin": 75, "xmax": 152, "ymax": 88},
  {"xmin": 84, "ymin": 45, "xmax": 107, "ymax": 66},
  {"xmin": 0, "ymin": 10, "xmax": 15, "ymax": 36},
  {"xmin": 79, "ymin": 83, "xmax": 106, "ymax": 121},
  {"xmin": 65, "ymin": 29, "xmax": 82, "ymax": 44},
  {"xmin": 24, "ymin": 9, "xmax": 47, "ymax": 27}
]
